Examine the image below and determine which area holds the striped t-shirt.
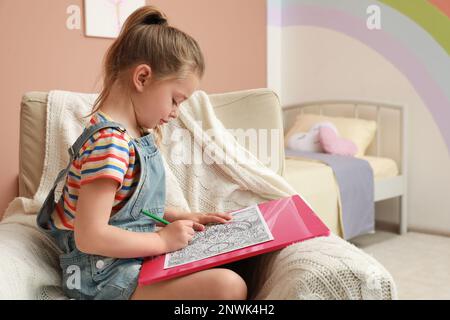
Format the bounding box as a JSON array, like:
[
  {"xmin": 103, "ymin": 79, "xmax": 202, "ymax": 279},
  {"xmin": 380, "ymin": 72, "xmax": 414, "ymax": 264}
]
[{"xmin": 49, "ymin": 111, "xmax": 141, "ymax": 230}]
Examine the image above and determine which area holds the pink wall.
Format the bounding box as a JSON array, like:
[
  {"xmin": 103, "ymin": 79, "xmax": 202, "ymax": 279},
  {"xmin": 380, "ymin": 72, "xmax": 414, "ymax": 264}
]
[{"xmin": 0, "ymin": 0, "xmax": 267, "ymax": 218}]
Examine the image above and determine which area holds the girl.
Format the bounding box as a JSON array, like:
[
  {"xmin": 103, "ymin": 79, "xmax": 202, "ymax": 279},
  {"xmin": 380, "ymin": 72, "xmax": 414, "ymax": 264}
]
[{"xmin": 36, "ymin": 5, "xmax": 247, "ymax": 300}]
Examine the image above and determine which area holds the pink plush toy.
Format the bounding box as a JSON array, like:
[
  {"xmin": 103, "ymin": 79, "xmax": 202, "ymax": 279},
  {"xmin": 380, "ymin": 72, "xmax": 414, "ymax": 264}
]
[{"xmin": 319, "ymin": 124, "xmax": 358, "ymax": 156}]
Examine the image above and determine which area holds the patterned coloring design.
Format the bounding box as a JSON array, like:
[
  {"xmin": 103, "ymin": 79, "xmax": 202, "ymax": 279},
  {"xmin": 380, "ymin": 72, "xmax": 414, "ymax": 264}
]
[{"xmin": 164, "ymin": 205, "xmax": 274, "ymax": 268}]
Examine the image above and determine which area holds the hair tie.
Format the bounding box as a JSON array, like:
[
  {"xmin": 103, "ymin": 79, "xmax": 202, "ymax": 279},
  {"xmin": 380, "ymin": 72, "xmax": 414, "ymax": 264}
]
[{"xmin": 143, "ymin": 15, "xmax": 167, "ymax": 26}]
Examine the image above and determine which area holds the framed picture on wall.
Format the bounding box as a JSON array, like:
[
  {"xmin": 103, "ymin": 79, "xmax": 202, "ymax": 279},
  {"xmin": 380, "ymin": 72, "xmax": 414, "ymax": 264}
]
[{"xmin": 84, "ymin": 0, "xmax": 146, "ymax": 38}]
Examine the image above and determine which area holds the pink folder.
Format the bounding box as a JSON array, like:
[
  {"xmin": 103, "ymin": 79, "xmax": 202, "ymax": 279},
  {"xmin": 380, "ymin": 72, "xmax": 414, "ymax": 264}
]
[{"xmin": 138, "ymin": 194, "xmax": 330, "ymax": 286}]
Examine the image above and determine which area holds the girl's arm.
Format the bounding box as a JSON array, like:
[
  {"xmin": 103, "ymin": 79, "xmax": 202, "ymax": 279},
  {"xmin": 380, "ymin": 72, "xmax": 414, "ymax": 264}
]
[{"xmin": 74, "ymin": 178, "xmax": 168, "ymax": 258}]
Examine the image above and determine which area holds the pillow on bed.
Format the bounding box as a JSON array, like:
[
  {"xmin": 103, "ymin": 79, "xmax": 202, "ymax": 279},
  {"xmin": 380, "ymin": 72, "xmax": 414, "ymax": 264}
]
[{"xmin": 285, "ymin": 114, "xmax": 377, "ymax": 157}]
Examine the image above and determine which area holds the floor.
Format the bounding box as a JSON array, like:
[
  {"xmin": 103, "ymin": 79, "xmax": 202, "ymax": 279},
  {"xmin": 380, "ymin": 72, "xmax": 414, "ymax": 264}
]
[{"xmin": 350, "ymin": 230, "xmax": 450, "ymax": 300}]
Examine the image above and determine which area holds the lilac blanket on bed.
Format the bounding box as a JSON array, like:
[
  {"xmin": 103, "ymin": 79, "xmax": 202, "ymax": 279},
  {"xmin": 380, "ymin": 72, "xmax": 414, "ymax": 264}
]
[{"xmin": 285, "ymin": 149, "xmax": 375, "ymax": 240}]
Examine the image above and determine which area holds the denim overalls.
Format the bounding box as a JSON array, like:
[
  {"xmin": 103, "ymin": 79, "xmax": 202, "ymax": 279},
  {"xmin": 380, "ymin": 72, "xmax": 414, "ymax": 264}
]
[{"xmin": 36, "ymin": 120, "xmax": 166, "ymax": 300}]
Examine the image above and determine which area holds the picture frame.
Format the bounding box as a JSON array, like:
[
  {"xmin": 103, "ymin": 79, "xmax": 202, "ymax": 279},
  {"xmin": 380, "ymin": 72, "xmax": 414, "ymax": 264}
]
[{"xmin": 84, "ymin": 0, "xmax": 146, "ymax": 39}]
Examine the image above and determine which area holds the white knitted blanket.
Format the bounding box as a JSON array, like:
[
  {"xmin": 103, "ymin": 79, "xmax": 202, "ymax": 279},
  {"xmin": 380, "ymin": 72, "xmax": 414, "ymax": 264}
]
[{"xmin": 0, "ymin": 90, "xmax": 397, "ymax": 299}]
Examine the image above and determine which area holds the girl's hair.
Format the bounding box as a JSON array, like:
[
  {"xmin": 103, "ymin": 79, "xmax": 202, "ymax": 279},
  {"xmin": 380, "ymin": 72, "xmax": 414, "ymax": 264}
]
[{"xmin": 86, "ymin": 5, "xmax": 205, "ymax": 146}]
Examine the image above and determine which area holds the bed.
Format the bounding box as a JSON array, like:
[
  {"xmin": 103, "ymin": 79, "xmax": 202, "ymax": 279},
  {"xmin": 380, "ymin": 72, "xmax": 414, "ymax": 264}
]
[{"xmin": 282, "ymin": 100, "xmax": 407, "ymax": 237}]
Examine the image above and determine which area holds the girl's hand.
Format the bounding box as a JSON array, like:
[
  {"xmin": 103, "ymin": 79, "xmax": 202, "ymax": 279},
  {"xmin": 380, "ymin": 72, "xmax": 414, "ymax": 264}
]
[
  {"xmin": 157, "ymin": 220, "xmax": 196, "ymax": 252},
  {"xmin": 184, "ymin": 212, "xmax": 233, "ymax": 231}
]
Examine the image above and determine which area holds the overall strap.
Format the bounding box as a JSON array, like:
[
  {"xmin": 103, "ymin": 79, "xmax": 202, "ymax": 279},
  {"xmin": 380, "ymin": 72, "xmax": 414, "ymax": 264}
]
[
  {"xmin": 54, "ymin": 121, "xmax": 126, "ymax": 186},
  {"xmin": 36, "ymin": 121, "xmax": 126, "ymax": 230},
  {"xmin": 68, "ymin": 121, "xmax": 126, "ymax": 159}
]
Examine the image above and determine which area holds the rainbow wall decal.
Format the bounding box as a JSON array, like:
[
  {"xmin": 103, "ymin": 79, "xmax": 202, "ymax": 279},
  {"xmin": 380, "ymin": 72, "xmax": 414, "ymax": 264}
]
[{"xmin": 268, "ymin": 0, "xmax": 450, "ymax": 152}]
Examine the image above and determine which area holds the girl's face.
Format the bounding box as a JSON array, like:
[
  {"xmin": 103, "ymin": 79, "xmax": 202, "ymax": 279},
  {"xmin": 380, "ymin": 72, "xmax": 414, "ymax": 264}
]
[{"xmin": 130, "ymin": 64, "xmax": 200, "ymax": 129}]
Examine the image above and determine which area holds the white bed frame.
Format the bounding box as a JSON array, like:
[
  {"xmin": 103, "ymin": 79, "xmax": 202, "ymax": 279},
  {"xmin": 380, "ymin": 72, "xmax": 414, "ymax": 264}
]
[{"xmin": 282, "ymin": 100, "xmax": 407, "ymax": 235}]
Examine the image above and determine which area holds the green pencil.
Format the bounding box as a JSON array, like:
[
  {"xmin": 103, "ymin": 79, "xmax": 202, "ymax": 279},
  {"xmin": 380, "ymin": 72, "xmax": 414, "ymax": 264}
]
[{"xmin": 141, "ymin": 209, "xmax": 170, "ymax": 225}]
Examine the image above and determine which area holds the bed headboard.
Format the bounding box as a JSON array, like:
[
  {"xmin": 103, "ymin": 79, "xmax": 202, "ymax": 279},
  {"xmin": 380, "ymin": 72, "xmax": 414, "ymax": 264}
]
[{"xmin": 282, "ymin": 100, "xmax": 407, "ymax": 175}]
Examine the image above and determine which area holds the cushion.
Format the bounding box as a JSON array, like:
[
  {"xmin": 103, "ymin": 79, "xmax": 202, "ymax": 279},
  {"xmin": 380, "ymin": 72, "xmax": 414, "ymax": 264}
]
[{"xmin": 285, "ymin": 114, "xmax": 377, "ymax": 157}]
